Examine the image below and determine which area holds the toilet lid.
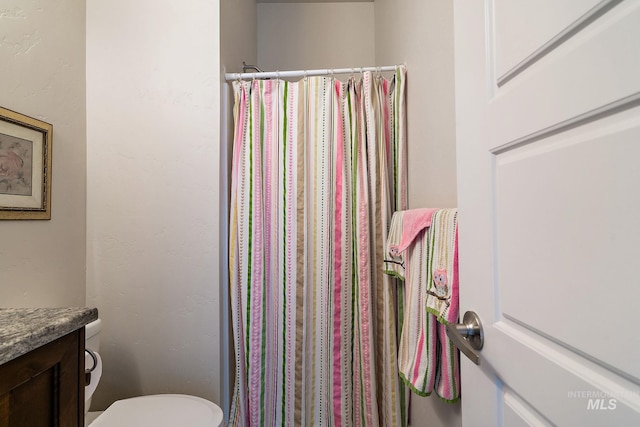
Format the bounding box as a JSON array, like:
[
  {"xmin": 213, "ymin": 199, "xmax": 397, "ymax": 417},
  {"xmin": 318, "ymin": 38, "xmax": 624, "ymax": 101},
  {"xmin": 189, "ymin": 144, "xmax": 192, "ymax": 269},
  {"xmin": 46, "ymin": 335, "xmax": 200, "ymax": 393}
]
[{"xmin": 90, "ymin": 394, "xmax": 223, "ymax": 427}]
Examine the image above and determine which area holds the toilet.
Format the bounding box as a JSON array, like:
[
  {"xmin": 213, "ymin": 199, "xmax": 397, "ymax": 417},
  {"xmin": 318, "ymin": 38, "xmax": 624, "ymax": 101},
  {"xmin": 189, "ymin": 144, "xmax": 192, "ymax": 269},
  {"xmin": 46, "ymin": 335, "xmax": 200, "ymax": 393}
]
[{"xmin": 84, "ymin": 319, "xmax": 223, "ymax": 427}]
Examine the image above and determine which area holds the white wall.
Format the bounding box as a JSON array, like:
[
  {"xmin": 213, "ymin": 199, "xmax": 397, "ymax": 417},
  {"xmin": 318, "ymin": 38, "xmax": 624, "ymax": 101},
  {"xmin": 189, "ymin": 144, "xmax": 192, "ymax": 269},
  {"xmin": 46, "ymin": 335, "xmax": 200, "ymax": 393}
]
[
  {"xmin": 86, "ymin": 0, "xmax": 221, "ymax": 410},
  {"xmin": 376, "ymin": 0, "xmax": 460, "ymax": 426},
  {"xmin": 257, "ymin": 2, "xmax": 375, "ymax": 72},
  {"xmin": 0, "ymin": 0, "xmax": 86, "ymax": 308}
]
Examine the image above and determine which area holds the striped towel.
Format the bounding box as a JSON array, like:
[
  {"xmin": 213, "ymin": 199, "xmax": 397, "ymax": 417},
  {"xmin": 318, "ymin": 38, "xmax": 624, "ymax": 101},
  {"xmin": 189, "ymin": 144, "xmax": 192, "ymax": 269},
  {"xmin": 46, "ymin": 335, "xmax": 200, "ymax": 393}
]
[
  {"xmin": 425, "ymin": 209, "xmax": 459, "ymax": 325},
  {"xmin": 384, "ymin": 209, "xmax": 460, "ymax": 402},
  {"xmin": 384, "ymin": 208, "xmax": 437, "ymax": 279}
]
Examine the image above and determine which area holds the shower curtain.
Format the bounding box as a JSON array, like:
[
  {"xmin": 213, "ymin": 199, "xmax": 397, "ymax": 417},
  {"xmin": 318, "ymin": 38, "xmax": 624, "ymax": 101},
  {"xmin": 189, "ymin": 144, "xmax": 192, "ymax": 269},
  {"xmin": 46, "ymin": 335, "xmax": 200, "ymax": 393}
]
[{"xmin": 229, "ymin": 67, "xmax": 407, "ymax": 427}]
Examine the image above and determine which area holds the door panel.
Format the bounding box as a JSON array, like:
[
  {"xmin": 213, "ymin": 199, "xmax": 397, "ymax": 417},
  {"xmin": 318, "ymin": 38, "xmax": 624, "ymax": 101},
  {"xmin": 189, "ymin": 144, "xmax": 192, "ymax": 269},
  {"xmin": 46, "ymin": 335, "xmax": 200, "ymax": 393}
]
[
  {"xmin": 503, "ymin": 391, "xmax": 553, "ymax": 427},
  {"xmin": 493, "ymin": 320, "xmax": 640, "ymax": 425},
  {"xmin": 454, "ymin": 0, "xmax": 640, "ymax": 425},
  {"xmin": 492, "ymin": 0, "xmax": 640, "ymax": 150},
  {"xmin": 496, "ymin": 107, "xmax": 640, "ymax": 380},
  {"xmin": 495, "ymin": 0, "xmax": 601, "ymax": 78}
]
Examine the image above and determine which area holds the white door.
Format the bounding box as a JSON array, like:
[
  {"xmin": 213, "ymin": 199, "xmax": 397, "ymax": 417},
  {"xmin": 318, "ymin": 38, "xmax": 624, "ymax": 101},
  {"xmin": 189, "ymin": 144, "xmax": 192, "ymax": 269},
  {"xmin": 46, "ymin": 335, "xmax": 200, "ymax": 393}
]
[{"xmin": 454, "ymin": 0, "xmax": 640, "ymax": 425}]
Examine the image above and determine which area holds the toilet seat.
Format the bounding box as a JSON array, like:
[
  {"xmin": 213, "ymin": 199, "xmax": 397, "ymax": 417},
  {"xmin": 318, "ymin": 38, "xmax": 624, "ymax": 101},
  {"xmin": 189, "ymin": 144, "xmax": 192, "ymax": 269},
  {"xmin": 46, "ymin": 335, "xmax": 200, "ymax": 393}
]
[{"xmin": 89, "ymin": 394, "xmax": 223, "ymax": 427}]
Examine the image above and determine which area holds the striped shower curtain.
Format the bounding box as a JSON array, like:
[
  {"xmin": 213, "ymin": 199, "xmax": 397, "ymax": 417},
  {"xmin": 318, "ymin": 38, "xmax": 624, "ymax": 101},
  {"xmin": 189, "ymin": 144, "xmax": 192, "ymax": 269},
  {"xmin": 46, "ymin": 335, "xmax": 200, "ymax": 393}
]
[{"xmin": 229, "ymin": 67, "xmax": 407, "ymax": 426}]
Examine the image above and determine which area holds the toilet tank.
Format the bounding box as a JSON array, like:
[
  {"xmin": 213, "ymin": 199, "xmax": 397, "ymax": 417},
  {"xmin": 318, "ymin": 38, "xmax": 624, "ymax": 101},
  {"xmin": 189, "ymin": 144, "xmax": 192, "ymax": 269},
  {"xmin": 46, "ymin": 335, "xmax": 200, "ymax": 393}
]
[
  {"xmin": 85, "ymin": 318, "xmax": 103, "ymax": 416},
  {"xmin": 85, "ymin": 318, "xmax": 102, "ymax": 352}
]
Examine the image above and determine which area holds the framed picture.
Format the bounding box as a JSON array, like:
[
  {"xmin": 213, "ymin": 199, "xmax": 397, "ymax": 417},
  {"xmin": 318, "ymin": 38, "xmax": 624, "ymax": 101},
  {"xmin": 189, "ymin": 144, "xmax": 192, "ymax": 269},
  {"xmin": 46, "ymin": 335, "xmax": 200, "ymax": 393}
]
[{"xmin": 0, "ymin": 107, "xmax": 52, "ymax": 220}]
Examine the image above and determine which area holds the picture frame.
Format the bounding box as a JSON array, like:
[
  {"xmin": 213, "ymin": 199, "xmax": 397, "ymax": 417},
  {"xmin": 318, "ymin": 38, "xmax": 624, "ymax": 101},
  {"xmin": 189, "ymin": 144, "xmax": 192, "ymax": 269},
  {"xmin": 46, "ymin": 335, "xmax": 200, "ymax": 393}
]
[{"xmin": 0, "ymin": 107, "xmax": 52, "ymax": 220}]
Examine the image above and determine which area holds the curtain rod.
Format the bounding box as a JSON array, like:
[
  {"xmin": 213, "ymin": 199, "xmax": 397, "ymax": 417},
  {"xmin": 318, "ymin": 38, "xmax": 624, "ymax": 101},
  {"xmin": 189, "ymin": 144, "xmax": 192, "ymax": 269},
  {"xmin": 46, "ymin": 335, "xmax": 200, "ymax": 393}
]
[{"xmin": 225, "ymin": 64, "xmax": 404, "ymax": 81}]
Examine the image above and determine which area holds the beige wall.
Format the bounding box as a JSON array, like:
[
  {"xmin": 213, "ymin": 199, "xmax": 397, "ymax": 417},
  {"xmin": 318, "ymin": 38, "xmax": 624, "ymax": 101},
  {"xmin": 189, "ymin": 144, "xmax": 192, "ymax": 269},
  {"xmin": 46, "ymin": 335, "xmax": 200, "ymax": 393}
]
[
  {"xmin": 376, "ymin": 0, "xmax": 460, "ymax": 426},
  {"xmin": 0, "ymin": 0, "xmax": 86, "ymax": 308},
  {"xmin": 257, "ymin": 2, "xmax": 375, "ymax": 72},
  {"xmin": 222, "ymin": 0, "xmax": 257, "ymax": 76},
  {"xmin": 86, "ymin": 0, "xmax": 221, "ymax": 410},
  {"xmin": 376, "ymin": 0, "xmax": 458, "ymax": 210}
]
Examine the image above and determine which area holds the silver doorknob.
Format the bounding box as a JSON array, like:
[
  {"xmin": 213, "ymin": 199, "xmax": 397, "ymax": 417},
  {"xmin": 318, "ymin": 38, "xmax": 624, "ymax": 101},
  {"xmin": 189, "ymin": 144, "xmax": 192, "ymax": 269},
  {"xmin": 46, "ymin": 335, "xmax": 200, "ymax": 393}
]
[{"xmin": 446, "ymin": 311, "xmax": 484, "ymax": 365}]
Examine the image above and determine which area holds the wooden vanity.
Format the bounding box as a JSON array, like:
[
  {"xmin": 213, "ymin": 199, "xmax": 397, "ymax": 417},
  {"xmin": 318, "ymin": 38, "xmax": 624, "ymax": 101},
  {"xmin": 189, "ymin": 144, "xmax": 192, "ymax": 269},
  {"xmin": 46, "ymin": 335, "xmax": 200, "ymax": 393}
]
[{"xmin": 0, "ymin": 308, "xmax": 98, "ymax": 427}]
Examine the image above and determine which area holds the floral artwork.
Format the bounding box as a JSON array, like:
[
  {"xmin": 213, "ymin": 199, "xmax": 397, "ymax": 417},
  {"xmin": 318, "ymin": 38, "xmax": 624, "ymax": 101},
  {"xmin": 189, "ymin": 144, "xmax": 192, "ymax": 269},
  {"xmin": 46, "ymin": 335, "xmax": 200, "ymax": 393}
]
[
  {"xmin": 0, "ymin": 133, "xmax": 33, "ymax": 196},
  {"xmin": 0, "ymin": 106, "xmax": 52, "ymax": 219}
]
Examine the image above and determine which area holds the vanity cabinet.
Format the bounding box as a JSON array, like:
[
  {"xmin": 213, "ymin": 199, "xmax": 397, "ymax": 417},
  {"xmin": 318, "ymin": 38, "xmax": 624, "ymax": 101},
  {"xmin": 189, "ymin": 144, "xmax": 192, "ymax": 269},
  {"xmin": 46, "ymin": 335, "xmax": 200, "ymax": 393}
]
[
  {"xmin": 0, "ymin": 328, "xmax": 84, "ymax": 426},
  {"xmin": 0, "ymin": 308, "xmax": 97, "ymax": 427}
]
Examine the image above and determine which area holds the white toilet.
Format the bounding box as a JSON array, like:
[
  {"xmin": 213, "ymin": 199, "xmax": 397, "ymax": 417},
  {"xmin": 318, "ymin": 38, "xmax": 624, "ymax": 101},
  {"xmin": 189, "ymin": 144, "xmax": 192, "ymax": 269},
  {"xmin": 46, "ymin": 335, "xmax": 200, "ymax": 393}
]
[{"xmin": 84, "ymin": 319, "xmax": 223, "ymax": 427}]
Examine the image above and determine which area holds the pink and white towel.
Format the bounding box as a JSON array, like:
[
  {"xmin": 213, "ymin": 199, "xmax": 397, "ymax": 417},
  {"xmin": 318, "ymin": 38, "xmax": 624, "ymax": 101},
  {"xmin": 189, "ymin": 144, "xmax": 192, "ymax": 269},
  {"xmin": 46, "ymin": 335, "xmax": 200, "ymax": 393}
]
[
  {"xmin": 391, "ymin": 208, "xmax": 437, "ymax": 255},
  {"xmin": 385, "ymin": 208, "xmax": 460, "ymax": 402},
  {"xmin": 424, "ymin": 209, "xmax": 459, "ymax": 325}
]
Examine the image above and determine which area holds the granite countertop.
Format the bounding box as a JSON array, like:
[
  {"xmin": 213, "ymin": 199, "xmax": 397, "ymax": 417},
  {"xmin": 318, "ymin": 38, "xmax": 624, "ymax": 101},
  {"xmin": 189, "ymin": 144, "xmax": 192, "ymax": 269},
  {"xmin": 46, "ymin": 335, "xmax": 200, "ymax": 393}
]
[{"xmin": 0, "ymin": 307, "xmax": 98, "ymax": 365}]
